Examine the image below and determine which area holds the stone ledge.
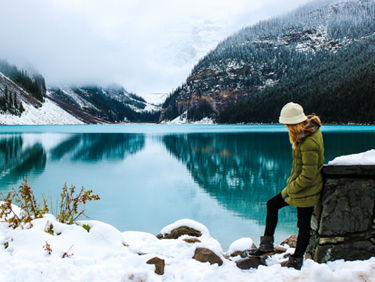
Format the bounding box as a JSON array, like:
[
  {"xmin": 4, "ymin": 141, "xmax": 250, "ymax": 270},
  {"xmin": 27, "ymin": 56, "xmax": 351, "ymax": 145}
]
[
  {"xmin": 308, "ymin": 164, "xmax": 375, "ymax": 263},
  {"xmin": 322, "ymin": 165, "xmax": 375, "ymax": 177},
  {"xmin": 317, "ymin": 177, "xmax": 375, "ymax": 236}
]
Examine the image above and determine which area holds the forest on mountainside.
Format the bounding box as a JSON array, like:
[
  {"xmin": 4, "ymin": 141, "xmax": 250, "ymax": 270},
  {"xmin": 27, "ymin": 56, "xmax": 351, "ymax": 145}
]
[
  {"xmin": 161, "ymin": 0, "xmax": 375, "ymax": 124},
  {"xmin": 218, "ymin": 36, "xmax": 375, "ymax": 124},
  {"xmin": 0, "ymin": 84, "xmax": 25, "ymax": 116},
  {"xmin": 0, "ymin": 60, "xmax": 44, "ymax": 103},
  {"xmin": 0, "ymin": 58, "xmax": 161, "ymax": 123},
  {"xmin": 48, "ymin": 86, "xmax": 161, "ymax": 123}
]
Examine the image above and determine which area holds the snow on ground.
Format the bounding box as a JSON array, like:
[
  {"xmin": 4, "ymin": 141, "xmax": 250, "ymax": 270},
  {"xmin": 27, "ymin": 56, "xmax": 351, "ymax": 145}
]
[
  {"xmin": 328, "ymin": 149, "xmax": 375, "ymax": 165},
  {"xmin": 0, "ymin": 98, "xmax": 84, "ymax": 125},
  {"xmin": 1, "ymin": 213, "xmax": 375, "ymax": 282}
]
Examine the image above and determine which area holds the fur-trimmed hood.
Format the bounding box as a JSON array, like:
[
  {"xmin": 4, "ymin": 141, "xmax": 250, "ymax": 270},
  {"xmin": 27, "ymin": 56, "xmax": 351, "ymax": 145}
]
[{"xmin": 296, "ymin": 115, "xmax": 322, "ymax": 145}]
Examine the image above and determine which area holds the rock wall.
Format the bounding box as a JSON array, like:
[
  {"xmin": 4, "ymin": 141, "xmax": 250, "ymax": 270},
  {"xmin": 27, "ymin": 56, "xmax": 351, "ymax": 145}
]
[{"xmin": 306, "ymin": 165, "xmax": 375, "ymax": 263}]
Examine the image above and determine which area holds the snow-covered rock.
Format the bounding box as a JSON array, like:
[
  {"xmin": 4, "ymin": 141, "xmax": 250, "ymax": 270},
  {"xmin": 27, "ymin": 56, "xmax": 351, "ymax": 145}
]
[
  {"xmin": 159, "ymin": 218, "xmax": 210, "ymax": 238},
  {"xmin": 226, "ymin": 237, "xmax": 254, "ymax": 256}
]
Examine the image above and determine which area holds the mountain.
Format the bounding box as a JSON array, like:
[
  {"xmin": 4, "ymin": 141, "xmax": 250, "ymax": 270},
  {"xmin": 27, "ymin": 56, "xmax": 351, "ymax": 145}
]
[
  {"xmin": 0, "ymin": 60, "xmax": 161, "ymax": 124},
  {"xmin": 47, "ymin": 85, "xmax": 160, "ymax": 124},
  {"xmin": 160, "ymin": 0, "xmax": 375, "ymax": 124},
  {"xmin": 0, "ymin": 69, "xmax": 85, "ymax": 125},
  {"xmin": 0, "ymin": 60, "xmax": 92, "ymax": 124},
  {"xmin": 0, "ymin": 60, "xmax": 44, "ymax": 117}
]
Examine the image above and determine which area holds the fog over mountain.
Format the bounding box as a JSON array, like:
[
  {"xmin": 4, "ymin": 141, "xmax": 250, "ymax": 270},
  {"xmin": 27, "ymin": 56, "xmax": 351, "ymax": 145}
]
[{"xmin": 0, "ymin": 0, "xmax": 309, "ymax": 96}]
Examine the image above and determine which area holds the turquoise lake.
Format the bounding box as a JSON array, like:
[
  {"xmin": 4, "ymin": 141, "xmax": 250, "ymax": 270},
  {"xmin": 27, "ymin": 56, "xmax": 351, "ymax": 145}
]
[{"xmin": 1, "ymin": 124, "xmax": 375, "ymax": 249}]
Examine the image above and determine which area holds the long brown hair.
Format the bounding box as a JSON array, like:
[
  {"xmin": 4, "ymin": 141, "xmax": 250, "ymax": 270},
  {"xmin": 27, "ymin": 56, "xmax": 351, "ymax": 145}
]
[{"xmin": 286, "ymin": 115, "xmax": 321, "ymax": 149}]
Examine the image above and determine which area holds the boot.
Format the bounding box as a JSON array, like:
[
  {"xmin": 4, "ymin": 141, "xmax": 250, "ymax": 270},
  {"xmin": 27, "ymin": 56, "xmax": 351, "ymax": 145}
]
[
  {"xmin": 286, "ymin": 256, "xmax": 303, "ymax": 270},
  {"xmin": 240, "ymin": 236, "xmax": 275, "ymax": 258}
]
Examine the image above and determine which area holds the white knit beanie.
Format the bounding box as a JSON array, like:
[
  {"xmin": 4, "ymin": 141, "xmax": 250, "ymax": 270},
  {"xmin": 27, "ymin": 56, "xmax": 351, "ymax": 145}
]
[{"xmin": 279, "ymin": 102, "xmax": 307, "ymax": 124}]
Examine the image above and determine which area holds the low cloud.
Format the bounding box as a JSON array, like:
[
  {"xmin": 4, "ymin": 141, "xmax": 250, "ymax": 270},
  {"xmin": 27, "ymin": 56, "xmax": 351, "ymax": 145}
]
[{"xmin": 0, "ymin": 0, "xmax": 309, "ymax": 95}]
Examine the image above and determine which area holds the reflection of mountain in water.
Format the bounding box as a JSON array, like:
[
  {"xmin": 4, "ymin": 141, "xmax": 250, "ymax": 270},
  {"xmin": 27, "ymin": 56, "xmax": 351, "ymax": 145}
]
[
  {"xmin": 163, "ymin": 130, "xmax": 375, "ymax": 226},
  {"xmin": 0, "ymin": 136, "xmax": 46, "ymax": 188},
  {"xmin": 50, "ymin": 133, "xmax": 145, "ymax": 162},
  {"xmin": 0, "ymin": 133, "xmax": 146, "ymax": 190},
  {"xmin": 163, "ymin": 133, "xmax": 295, "ymax": 223}
]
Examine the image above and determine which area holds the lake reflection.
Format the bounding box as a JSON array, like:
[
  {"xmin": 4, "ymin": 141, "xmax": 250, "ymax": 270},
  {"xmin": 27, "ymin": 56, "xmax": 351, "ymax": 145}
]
[
  {"xmin": 0, "ymin": 133, "xmax": 145, "ymax": 188},
  {"xmin": 162, "ymin": 133, "xmax": 295, "ymax": 224},
  {"xmin": 49, "ymin": 133, "xmax": 145, "ymax": 162},
  {"xmin": 0, "ymin": 135, "xmax": 46, "ymax": 185},
  {"xmin": 0, "ymin": 125, "xmax": 374, "ymax": 249}
]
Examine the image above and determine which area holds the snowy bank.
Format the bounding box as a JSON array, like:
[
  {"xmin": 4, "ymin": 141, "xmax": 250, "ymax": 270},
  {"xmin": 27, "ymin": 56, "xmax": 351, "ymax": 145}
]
[{"xmin": 1, "ymin": 213, "xmax": 375, "ymax": 281}]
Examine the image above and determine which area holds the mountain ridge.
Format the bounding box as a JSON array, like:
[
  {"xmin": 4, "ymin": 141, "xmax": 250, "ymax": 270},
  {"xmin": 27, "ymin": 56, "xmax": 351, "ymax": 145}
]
[
  {"xmin": 0, "ymin": 61, "xmax": 162, "ymax": 124},
  {"xmin": 47, "ymin": 85, "xmax": 160, "ymax": 124},
  {"xmin": 160, "ymin": 0, "xmax": 375, "ymax": 124}
]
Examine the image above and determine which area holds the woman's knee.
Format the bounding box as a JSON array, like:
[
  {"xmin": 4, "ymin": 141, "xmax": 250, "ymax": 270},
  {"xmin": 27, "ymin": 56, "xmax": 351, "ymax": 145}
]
[
  {"xmin": 267, "ymin": 193, "xmax": 287, "ymax": 211},
  {"xmin": 266, "ymin": 197, "xmax": 278, "ymax": 211}
]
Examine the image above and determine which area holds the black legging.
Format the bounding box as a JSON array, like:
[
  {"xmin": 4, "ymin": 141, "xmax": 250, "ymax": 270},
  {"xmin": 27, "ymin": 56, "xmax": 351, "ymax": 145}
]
[{"xmin": 264, "ymin": 193, "xmax": 314, "ymax": 258}]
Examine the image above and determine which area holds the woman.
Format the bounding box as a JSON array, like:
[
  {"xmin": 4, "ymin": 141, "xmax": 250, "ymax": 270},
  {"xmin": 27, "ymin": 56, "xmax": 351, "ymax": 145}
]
[{"xmin": 244, "ymin": 102, "xmax": 324, "ymax": 270}]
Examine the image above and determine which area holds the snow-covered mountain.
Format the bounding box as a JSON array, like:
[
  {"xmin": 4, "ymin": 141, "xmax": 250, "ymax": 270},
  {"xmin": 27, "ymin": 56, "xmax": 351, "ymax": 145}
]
[
  {"xmin": 0, "ymin": 63, "xmax": 162, "ymax": 124},
  {"xmin": 0, "ymin": 70, "xmax": 84, "ymax": 125},
  {"xmin": 0, "ymin": 72, "xmax": 41, "ymax": 115},
  {"xmin": 3, "ymin": 0, "xmax": 375, "ymax": 125},
  {"xmin": 160, "ymin": 0, "xmax": 375, "ymax": 124},
  {"xmin": 47, "ymin": 85, "xmax": 161, "ymax": 124}
]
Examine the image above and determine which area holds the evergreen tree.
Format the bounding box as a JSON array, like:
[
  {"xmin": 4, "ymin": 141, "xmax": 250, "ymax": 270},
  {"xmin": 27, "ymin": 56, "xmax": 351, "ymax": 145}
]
[{"xmin": 0, "ymin": 60, "xmax": 44, "ymax": 103}]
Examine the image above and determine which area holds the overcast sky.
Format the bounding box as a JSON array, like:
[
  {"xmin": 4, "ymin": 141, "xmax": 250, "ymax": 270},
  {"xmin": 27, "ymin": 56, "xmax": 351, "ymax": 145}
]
[{"xmin": 0, "ymin": 0, "xmax": 311, "ymax": 96}]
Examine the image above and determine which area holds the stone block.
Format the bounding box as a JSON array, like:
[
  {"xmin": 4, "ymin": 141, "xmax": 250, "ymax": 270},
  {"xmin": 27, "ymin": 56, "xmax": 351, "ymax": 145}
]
[
  {"xmin": 312, "ymin": 240, "xmax": 375, "ymax": 263},
  {"xmin": 307, "ymin": 165, "xmax": 375, "ymax": 263},
  {"xmin": 311, "ymin": 204, "xmax": 322, "ymax": 231},
  {"xmin": 318, "ymin": 178, "xmax": 375, "ymax": 236}
]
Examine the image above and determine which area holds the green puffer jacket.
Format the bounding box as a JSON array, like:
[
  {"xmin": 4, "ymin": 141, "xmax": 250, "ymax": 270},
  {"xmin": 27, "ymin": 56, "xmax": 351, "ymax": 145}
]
[{"xmin": 281, "ymin": 125, "xmax": 324, "ymax": 208}]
